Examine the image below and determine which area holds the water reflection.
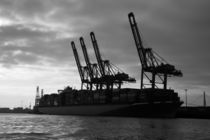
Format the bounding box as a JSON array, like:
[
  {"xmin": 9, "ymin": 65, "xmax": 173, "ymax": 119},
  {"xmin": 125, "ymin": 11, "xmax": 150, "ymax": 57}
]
[{"xmin": 1, "ymin": 114, "xmax": 210, "ymax": 140}]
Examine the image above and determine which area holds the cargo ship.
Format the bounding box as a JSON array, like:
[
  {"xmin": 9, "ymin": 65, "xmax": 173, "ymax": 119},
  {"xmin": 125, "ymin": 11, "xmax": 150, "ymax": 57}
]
[
  {"xmin": 35, "ymin": 12, "xmax": 183, "ymax": 117},
  {"xmin": 36, "ymin": 87, "xmax": 182, "ymax": 117}
]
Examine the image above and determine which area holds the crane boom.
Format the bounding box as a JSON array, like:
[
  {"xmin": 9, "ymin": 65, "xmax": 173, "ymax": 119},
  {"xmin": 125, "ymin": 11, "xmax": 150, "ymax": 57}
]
[
  {"xmin": 71, "ymin": 41, "xmax": 84, "ymax": 81},
  {"xmin": 90, "ymin": 32, "xmax": 105, "ymax": 76},
  {"xmin": 128, "ymin": 12, "xmax": 147, "ymax": 69},
  {"xmin": 80, "ymin": 37, "xmax": 94, "ymax": 80}
]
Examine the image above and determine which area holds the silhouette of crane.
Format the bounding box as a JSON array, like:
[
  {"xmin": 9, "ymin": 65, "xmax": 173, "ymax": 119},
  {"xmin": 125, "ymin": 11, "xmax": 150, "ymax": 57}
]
[
  {"xmin": 128, "ymin": 12, "xmax": 182, "ymax": 90},
  {"xmin": 90, "ymin": 32, "xmax": 135, "ymax": 91},
  {"xmin": 79, "ymin": 37, "xmax": 100, "ymax": 90},
  {"xmin": 71, "ymin": 41, "xmax": 89, "ymax": 89}
]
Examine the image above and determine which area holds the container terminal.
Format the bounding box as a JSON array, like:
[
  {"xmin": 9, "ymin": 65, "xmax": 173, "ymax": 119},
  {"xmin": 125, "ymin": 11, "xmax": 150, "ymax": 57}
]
[{"xmin": 34, "ymin": 12, "xmax": 183, "ymax": 117}]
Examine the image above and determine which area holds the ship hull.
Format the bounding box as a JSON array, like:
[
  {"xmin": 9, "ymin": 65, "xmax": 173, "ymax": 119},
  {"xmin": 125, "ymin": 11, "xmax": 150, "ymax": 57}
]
[{"xmin": 37, "ymin": 101, "xmax": 182, "ymax": 118}]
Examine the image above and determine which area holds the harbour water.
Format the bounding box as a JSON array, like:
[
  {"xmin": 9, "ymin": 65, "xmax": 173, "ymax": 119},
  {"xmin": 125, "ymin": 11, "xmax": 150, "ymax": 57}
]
[{"xmin": 0, "ymin": 114, "xmax": 210, "ymax": 140}]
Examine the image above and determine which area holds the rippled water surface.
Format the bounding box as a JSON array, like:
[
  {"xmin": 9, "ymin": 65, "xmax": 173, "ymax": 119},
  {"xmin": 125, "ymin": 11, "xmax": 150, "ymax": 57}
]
[{"xmin": 0, "ymin": 114, "xmax": 210, "ymax": 140}]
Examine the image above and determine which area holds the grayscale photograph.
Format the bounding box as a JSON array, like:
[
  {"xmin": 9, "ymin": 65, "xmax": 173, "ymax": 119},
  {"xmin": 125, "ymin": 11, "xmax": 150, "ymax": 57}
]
[{"xmin": 0, "ymin": 0, "xmax": 209, "ymax": 139}]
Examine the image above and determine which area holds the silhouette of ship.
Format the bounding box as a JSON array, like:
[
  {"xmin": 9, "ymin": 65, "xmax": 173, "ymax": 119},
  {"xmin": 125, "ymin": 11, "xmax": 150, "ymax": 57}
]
[{"xmin": 35, "ymin": 12, "xmax": 183, "ymax": 117}]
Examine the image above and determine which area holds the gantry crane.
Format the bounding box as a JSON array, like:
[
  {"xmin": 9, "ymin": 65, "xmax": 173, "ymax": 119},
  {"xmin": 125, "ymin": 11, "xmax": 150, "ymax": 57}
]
[
  {"xmin": 90, "ymin": 32, "xmax": 135, "ymax": 90},
  {"xmin": 80, "ymin": 37, "xmax": 100, "ymax": 90},
  {"xmin": 128, "ymin": 12, "xmax": 182, "ymax": 90},
  {"xmin": 71, "ymin": 41, "xmax": 89, "ymax": 89},
  {"xmin": 90, "ymin": 32, "xmax": 113, "ymax": 90}
]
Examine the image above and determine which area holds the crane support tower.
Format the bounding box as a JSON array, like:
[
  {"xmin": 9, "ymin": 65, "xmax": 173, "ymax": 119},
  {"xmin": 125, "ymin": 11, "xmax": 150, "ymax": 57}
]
[{"xmin": 128, "ymin": 12, "xmax": 182, "ymax": 90}]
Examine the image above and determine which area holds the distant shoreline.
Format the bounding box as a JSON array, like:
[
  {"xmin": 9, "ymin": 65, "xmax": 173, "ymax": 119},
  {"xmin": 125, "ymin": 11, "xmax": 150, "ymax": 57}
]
[{"xmin": 0, "ymin": 107, "xmax": 32, "ymax": 113}]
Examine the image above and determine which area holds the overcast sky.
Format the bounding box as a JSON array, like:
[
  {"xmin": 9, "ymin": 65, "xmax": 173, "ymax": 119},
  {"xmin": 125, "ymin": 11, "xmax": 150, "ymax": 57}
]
[{"xmin": 0, "ymin": 0, "xmax": 209, "ymax": 108}]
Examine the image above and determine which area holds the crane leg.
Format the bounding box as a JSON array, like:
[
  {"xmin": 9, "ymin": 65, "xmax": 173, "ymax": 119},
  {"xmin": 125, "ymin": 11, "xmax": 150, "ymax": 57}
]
[
  {"xmin": 141, "ymin": 69, "xmax": 144, "ymax": 89},
  {"xmin": 152, "ymin": 73, "xmax": 155, "ymax": 89},
  {"xmin": 164, "ymin": 74, "xmax": 167, "ymax": 90}
]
